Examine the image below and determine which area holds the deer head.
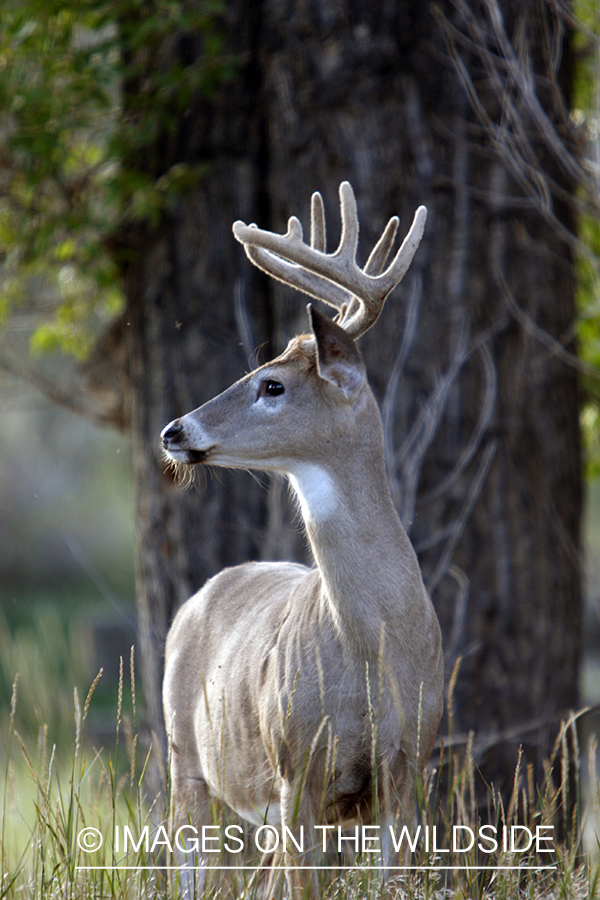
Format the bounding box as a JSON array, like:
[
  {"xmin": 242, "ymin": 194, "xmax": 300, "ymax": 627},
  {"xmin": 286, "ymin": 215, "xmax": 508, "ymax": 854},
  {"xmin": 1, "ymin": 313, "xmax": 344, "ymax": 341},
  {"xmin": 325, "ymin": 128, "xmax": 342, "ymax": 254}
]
[{"xmin": 162, "ymin": 182, "xmax": 427, "ymax": 483}]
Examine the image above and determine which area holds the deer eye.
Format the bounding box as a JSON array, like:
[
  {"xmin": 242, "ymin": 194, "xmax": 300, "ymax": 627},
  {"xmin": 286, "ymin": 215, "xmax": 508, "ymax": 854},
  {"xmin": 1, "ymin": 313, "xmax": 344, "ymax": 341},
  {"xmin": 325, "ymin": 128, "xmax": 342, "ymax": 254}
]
[{"xmin": 264, "ymin": 380, "xmax": 285, "ymax": 397}]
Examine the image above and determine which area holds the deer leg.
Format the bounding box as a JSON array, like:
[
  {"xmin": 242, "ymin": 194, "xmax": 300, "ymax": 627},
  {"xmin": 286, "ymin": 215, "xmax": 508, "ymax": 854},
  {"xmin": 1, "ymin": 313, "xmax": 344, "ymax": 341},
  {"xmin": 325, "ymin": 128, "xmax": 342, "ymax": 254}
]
[
  {"xmin": 169, "ymin": 748, "xmax": 210, "ymax": 900},
  {"xmin": 243, "ymin": 828, "xmax": 280, "ymax": 900},
  {"xmin": 380, "ymin": 759, "xmax": 417, "ymax": 883},
  {"xmin": 279, "ymin": 780, "xmax": 319, "ymax": 900}
]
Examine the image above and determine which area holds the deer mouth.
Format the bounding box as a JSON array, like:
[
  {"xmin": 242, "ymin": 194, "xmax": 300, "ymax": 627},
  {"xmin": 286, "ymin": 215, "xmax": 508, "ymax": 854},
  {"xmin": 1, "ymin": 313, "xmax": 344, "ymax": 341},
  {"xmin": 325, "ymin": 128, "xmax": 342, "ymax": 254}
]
[
  {"xmin": 185, "ymin": 448, "xmax": 211, "ymax": 464},
  {"xmin": 161, "ymin": 444, "xmax": 213, "ymax": 466}
]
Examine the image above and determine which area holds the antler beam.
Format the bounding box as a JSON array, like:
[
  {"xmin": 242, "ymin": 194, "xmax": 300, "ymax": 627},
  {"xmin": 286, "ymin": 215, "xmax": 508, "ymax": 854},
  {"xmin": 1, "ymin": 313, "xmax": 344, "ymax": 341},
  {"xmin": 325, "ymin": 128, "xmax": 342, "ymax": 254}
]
[{"xmin": 232, "ymin": 181, "xmax": 427, "ymax": 339}]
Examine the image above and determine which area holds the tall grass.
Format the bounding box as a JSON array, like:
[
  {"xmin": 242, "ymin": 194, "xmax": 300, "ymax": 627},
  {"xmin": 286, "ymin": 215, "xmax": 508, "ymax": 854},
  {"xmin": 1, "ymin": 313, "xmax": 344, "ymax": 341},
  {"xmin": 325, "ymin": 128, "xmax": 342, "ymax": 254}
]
[
  {"xmin": 1, "ymin": 643, "xmax": 599, "ymax": 898},
  {"xmin": 0, "ymin": 605, "xmax": 95, "ymax": 749}
]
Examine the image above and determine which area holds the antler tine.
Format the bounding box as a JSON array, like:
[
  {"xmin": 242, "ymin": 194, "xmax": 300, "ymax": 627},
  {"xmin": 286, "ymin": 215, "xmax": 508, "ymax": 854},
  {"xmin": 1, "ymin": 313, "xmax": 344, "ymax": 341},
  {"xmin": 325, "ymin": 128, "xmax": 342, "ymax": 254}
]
[
  {"xmin": 234, "ymin": 189, "xmax": 354, "ymax": 314},
  {"xmin": 336, "ymin": 181, "xmax": 360, "ymax": 264},
  {"xmin": 310, "ymin": 191, "xmax": 326, "ymax": 252},
  {"xmin": 336, "ymin": 203, "xmax": 427, "ymax": 337},
  {"xmin": 364, "ymin": 216, "xmax": 399, "ymax": 276},
  {"xmin": 232, "ymin": 182, "xmax": 427, "ymax": 339},
  {"xmin": 242, "ymin": 242, "xmax": 353, "ymax": 311}
]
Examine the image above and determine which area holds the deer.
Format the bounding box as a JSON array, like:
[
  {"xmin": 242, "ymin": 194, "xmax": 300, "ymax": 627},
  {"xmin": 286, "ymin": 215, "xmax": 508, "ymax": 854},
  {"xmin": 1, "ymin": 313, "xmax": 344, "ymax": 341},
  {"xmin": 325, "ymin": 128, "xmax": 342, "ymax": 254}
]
[{"xmin": 161, "ymin": 182, "xmax": 444, "ymax": 898}]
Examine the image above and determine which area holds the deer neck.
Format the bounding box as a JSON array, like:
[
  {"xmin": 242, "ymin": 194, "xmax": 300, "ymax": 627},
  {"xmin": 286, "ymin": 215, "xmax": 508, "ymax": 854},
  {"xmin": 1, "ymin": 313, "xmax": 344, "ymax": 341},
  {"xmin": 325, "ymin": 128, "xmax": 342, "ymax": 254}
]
[{"xmin": 287, "ymin": 431, "xmax": 417, "ymax": 653}]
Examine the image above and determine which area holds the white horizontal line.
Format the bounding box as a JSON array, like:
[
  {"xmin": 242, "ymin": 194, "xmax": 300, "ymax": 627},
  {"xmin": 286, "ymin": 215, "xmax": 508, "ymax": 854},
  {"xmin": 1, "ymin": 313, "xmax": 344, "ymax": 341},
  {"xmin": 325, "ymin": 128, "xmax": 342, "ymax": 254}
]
[{"xmin": 76, "ymin": 865, "xmax": 558, "ymax": 872}]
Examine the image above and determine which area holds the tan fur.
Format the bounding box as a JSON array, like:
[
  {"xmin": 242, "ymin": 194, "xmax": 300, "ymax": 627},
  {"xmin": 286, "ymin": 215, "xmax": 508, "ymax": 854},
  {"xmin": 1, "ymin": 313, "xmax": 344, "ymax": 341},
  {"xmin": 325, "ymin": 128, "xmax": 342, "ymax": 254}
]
[{"xmin": 161, "ymin": 184, "xmax": 443, "ymax": 898}]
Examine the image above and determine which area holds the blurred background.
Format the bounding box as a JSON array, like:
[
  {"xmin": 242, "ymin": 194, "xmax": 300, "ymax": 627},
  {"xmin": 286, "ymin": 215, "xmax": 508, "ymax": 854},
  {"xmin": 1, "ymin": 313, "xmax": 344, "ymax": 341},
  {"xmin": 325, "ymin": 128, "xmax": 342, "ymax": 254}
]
[
  {"xmin": 1, "ymin": 0, "xmax": 600, "ymax": 835},
  {"xmin": 5, "ymin": 381, "xmax": 600, "ymax": 740},
  {"xmin": 0, "ymin": 369, "xmax": 135, "ymax": 744}
]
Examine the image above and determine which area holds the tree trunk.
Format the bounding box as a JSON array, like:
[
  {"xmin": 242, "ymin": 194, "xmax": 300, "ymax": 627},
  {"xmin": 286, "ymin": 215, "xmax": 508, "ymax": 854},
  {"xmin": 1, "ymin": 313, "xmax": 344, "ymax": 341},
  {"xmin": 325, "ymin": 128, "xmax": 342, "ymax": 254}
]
[
  {"xmin": 121, "ymin": 0, "xmax": 581, "ymax": 798},
  {"xmin": 259, "ymin": 0, "xmax": 581, "ymax": 793}
]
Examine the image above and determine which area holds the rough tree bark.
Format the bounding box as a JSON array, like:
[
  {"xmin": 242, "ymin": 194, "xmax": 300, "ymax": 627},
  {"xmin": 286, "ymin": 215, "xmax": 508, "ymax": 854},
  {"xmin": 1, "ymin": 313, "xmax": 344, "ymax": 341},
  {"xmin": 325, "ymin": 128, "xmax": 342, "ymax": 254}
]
[{"xmin": 119, "ymin": 0, "xmax": 581, "ymax": 796}]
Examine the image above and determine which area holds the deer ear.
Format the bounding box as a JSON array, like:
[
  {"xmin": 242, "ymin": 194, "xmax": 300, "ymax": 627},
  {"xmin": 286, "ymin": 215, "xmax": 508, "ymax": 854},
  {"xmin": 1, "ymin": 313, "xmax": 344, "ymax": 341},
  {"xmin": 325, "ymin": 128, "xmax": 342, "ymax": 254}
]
[{"xmin": 308, "ymin": 304, "xmax": 366, "ymax": 400}]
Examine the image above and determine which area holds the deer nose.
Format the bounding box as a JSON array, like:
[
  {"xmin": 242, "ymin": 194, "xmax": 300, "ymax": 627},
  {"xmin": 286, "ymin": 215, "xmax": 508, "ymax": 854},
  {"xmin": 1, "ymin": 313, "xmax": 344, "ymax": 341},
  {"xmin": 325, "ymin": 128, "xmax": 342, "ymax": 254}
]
[{"xmin": 161, "ymin": 420, "xmax": 184, "ymax": 444}]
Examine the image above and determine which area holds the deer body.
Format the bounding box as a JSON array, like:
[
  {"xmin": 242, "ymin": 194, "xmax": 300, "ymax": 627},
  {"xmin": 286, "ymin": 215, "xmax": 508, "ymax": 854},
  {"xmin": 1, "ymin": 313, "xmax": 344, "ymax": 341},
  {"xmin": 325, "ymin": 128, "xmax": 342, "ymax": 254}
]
[{"xmin": 161, "ymin": 184, "xmax": 443, "ymax": 895}]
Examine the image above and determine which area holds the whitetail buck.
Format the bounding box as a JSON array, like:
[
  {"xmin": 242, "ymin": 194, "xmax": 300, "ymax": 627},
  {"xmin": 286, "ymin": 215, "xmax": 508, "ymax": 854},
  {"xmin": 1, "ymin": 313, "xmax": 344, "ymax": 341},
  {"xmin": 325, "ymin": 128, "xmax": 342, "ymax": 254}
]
[{"xmin": 161, "ymin": 182, "xmax": 443, "ymax": 897}]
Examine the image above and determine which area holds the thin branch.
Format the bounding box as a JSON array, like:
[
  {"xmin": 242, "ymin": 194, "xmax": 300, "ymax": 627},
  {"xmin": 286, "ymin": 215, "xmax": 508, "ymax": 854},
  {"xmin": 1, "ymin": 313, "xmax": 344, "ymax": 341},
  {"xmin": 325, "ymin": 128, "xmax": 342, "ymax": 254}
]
[
  {"xmin": 499, "ymin": 271, "xmax": 600, "ymax": 379},
  {"xmin": 426, "ymin": 440, "xmax": 497, "ymax": 597},
  {"xmin": 481, "ymin": 0, "xmax": 582, "ymax": 184},
  {"xmin": 433, "ymin": 703, "xmax": 596, "ymax": 758},
  {"xmin": 420, "ymin": 337, "xmax": 498, "ymax": 504},
  {"xmin": 0, "ymin": 353, "xmax": 118, "ymax": 426},
  {"xmin": 434, "ymin": 0, "xmax": 600, "ymax": 267},
  {"xmin": 397, "ymin": 321, "xmax": 470, "ymax": 532},
  {"xmin": 382, "ymin": 275, "xmax": 422, "ymax": 509},
  {"xmin": 234, "ymin": 277, "xmax": 256, "ymax": 369},
  {"xmin": 445, "ymin": 564, "xmax": 470, "ymax": 666}
]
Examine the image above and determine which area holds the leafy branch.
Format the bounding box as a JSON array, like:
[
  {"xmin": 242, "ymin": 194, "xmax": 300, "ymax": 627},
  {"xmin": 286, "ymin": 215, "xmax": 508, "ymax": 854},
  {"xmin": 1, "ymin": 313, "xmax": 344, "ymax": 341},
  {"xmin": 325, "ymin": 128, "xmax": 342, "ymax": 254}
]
[{"xmin": 0, "ymin": 0, "xmax": 233, "ymax": 356}]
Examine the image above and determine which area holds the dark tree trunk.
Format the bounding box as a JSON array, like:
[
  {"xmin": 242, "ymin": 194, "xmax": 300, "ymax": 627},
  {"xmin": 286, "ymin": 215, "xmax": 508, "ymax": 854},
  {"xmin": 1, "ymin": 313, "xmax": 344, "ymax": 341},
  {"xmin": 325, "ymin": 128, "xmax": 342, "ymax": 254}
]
[
  {"xmin": 124, "ymin": 192, "xmax": 268, "ymax": 760},
  {"xmin": 259, "ymin": 0, "xmax": 582, "ymax": 793},
  {"xmin": 121, "ymin": 0, "xmax": 581, "ymax": 798}
]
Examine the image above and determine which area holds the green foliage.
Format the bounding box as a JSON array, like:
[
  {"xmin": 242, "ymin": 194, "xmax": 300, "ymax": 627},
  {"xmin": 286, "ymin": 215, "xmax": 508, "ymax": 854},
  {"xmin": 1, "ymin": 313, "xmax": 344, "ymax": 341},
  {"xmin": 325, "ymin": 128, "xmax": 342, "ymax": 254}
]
[
  {"xmin": 576, "ymin": 218, "xmax": 600, "ymax": 402},
  {"xmin": 0, "ymin": 0, "xmax": 232, "ymax": 358},
  {"xmin": 573, "ymin": 2, "xmax": 600, "ymax": 476},
  {"xmin": 2, "ymin": 650, "xmax": 155, "ymax": 900},
  {"xmin": 576, "ymin": 227, "xmax": 600, "ymax": 479}
]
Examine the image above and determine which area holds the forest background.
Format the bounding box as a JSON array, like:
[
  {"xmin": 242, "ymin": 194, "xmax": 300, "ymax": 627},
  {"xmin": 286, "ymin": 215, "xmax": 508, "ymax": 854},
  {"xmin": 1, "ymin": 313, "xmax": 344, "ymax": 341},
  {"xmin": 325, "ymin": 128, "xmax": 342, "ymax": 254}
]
[{"xmin": 2, "ymin": 0, "xmax": 600, "ymax": 894}]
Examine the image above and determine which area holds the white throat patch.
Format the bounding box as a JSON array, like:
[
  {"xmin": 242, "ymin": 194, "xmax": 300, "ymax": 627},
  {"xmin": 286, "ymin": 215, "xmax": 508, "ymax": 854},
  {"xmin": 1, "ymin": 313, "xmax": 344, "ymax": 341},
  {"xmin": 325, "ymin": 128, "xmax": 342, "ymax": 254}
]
[{"xmin": 288, "ymin": 463, "xmax": 338, "ymax": 522}]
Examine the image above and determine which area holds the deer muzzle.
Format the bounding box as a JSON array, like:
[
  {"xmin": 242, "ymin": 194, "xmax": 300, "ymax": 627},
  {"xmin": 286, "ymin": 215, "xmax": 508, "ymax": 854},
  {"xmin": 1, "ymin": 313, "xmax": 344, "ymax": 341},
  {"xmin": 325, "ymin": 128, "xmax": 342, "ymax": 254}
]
[{"xmin": 161, "ymin": 418, "xmax": 212, "ymax": 465}]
